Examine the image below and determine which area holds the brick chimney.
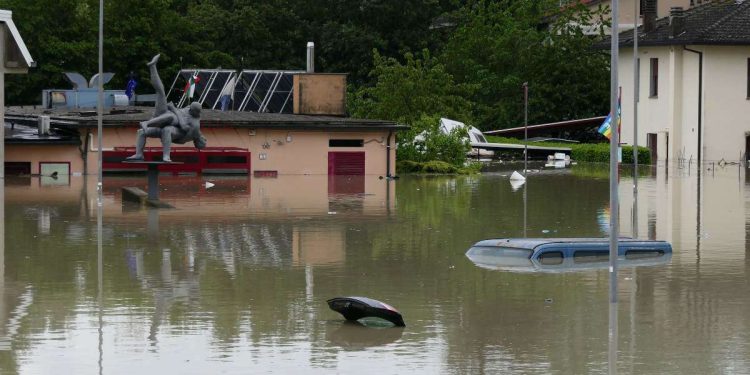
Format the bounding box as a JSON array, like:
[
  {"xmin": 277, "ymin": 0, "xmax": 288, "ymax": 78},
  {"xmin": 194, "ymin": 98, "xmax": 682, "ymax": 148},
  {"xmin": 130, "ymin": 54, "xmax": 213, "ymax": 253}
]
[
  {"xmin": 643, "ymin": 0, "xmax": 657, "ymax": 32},
  {"xmin": 669, "ymin": 7, "xmax": 685, "ymax": 38}
]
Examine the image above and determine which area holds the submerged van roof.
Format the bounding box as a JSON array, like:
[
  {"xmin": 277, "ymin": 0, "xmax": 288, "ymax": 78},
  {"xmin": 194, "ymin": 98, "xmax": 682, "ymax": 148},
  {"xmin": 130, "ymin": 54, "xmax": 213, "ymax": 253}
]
[{"xmin": 472, "ymin": 238, "xmax": 671, "ymax": 251}]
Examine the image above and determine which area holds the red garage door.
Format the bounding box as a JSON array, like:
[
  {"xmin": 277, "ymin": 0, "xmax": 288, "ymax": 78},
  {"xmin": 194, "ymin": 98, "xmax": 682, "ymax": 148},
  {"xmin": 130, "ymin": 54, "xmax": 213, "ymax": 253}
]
[{"xmin": 328, "ymin": 152, "xmax": 365, "ymax": 175}]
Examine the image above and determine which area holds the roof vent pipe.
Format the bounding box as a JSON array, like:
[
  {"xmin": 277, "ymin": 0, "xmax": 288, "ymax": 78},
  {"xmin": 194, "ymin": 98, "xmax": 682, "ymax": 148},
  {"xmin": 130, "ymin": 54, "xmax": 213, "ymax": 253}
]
[
  {"xmin": 306, "ymin": 42, "xmax": 315, "ymax": 73},
  {"xmin": 643, "ymin": 0, "xmax": 657, "ymax": 32},
  {"xmin": 669, "ymin": 7, "xmax": 685, "ymax": 38}
]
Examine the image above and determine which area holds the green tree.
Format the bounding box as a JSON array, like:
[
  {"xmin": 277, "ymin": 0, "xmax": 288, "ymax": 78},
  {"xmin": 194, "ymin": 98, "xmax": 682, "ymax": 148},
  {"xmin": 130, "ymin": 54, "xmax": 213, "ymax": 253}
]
[
  {"xmin": 396, "ymin": 114, "xmax": 470, "ymax": 166},
  {"xmin": 440, "ymin": 0, "xmax": 610, "ymax": 130},
  {"xmin": 349, "ymin": 49, "xmax": 473, "ymax": 125}
]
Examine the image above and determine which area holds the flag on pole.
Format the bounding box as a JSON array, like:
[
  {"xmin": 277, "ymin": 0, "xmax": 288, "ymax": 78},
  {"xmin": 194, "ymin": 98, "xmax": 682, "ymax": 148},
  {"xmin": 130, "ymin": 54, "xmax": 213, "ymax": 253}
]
[
  {"xmin": 183, "ymin": 72, "xmax": 201, "ymax": 99},
  {"xmin": 598, "ymin": 90, "xmax": 621, "ymax": 140},
  {"xmin": 125, "ymin": 73, "xmax": 137, "ymax": 100}
]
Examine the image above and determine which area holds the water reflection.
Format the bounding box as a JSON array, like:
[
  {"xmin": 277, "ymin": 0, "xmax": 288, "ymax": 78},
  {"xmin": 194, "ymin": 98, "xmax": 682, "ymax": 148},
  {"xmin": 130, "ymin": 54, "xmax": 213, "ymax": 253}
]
[
  {"xmin": 0, "ymin": 165, "xmax": 748, "ymax": 373},
  {"xmin": 325, "ymin": 321, "xmax": 404, "ymax": 350}
]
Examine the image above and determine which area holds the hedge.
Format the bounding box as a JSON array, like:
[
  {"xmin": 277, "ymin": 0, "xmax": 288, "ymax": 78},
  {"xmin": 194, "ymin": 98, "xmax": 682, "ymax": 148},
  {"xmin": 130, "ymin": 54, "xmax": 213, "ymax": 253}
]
[{"xmin": 486, "ymin": 136, "xmax": 651, "ymax": 165}]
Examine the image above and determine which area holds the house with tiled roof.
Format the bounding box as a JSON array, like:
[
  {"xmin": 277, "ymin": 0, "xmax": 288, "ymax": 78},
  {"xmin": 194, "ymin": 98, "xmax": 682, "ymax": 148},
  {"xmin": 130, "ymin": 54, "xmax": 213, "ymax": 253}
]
[
  {"xmin": 566, "ymin": 0, "xmax": 691, "ymax": 33},
  {"xmin": 609, "ymin": 0, "xmax": 750, "ymax": 162}
]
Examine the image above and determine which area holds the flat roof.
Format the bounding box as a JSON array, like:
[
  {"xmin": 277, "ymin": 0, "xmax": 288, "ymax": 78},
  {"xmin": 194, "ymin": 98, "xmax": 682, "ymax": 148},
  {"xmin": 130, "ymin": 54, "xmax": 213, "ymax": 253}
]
[
  {"xmin": 6, "ymin": 106, "xmax": 408, "ymax": 131},
  {"xmin": 4, "ymin": 123, "xmax": 80, "ymax": 145},
  {"xmin": 485, "ymin": 116, "xmax": 607, "ymax": 137}
]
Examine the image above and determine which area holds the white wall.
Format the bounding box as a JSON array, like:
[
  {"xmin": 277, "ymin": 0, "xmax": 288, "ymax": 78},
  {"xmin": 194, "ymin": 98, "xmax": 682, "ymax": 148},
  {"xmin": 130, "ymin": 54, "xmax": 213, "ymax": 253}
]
[
  {"xmin": 620, "ymin": 45, "xmax": 750, "ymax": 163},
  {"xmin": 679, "ymin": 48, "xmax": 701, "ymax": 162},
  {"xmin": 701, "ymin": 46, "xmax": 750, "ymax": 162},
  {"xmin": 619, "ymin": 47, "xmax": 673, "ymax": 159}
]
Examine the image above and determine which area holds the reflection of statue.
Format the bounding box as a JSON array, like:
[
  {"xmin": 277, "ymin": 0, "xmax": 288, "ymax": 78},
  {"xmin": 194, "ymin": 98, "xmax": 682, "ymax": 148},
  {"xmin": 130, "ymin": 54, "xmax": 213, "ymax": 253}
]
[{"xmin": 126, "ymin": 54, "xmax": 206, "ymax": 162}]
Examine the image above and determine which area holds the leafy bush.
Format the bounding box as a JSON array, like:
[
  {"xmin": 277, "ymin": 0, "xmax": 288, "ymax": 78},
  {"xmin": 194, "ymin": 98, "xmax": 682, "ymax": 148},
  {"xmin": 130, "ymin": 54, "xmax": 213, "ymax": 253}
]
[
  {"xmin": 486, "ymin": 136, "xmax": 651, "ymax": 165},
  {"xmin": 421, "ymin": 161, "xmax": 457, "ymax": 173},
  {"xmin": 397, "ymin": 114, "xmax": 471, "ymax": 167},
  {"xmin": 396, "ymin": 160, "xmax": 482, "ymax": 174}
]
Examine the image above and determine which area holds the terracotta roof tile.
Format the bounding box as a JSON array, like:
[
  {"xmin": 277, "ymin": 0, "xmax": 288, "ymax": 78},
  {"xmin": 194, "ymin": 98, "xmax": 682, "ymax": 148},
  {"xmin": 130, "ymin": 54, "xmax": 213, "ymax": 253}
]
[{"xmin": 603, "ymin": 0, "xmax": 750, "ymax": 46}]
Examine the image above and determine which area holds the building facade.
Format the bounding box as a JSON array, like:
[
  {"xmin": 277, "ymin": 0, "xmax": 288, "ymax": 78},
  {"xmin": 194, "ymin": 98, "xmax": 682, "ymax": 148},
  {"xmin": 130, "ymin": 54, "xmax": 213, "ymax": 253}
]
[
  {"xmin": 614, "ymin": 1, "xmax": 750, "ymax": 162},
  {"xmin": 5, "ymin": 109, "xmax": 405, "ymax": 177}
]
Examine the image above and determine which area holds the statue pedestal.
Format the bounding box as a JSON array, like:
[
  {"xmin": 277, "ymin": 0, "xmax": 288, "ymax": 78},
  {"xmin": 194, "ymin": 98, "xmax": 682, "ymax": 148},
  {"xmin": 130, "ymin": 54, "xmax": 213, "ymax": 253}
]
[{"xmin": 122, "ymin": 161, "xmax": 183, "ymax": 201}]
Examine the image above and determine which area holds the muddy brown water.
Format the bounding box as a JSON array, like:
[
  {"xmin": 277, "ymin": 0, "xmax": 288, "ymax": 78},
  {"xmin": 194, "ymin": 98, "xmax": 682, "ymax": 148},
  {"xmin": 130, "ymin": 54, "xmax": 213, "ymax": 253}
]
[{"xmin": 0, "ymin": 164, "xmax": 748, "ymax": 374}]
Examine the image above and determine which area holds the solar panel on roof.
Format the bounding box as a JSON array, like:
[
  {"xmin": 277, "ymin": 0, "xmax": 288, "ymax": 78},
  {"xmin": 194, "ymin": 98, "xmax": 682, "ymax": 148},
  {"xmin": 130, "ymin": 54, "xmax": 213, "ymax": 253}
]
[{"xmin": 168, "ymin": 69, "xmax": 302, "ymax": 114}]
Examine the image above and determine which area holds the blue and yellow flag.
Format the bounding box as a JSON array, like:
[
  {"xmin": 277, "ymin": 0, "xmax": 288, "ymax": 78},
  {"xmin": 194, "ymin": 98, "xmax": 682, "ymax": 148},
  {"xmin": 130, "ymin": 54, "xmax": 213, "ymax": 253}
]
[{"xmin": 598, "ymin": 93, "xmax": 621, "ymax": 140}]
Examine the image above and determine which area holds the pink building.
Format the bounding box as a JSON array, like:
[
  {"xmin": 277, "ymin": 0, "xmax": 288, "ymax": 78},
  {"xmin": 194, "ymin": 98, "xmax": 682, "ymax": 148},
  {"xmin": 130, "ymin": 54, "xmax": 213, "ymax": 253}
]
[{"xmin": 5, "ymin": 72, "xmax": 406, "ymax": 178}]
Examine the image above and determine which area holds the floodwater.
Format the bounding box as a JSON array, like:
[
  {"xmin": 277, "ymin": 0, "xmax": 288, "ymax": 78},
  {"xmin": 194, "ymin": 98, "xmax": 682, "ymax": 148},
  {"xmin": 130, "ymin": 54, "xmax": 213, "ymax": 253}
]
[{"xmin": 0, "ymin": 163, "xmax": 749, "ymax": 374}]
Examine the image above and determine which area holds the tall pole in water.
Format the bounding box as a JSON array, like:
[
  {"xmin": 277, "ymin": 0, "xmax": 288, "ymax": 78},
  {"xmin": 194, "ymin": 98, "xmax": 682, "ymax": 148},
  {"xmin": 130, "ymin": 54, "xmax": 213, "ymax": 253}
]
[
  {"xmin": 632, "ymin": 0, "xmax": 639, "ymax": 168},
  {"xmin": 523, "ymin": 82, "xmax": 528, "ymax": 175},
  {"xmin": 632, "ymin": 0, "xmax": 640, "ymax": 239},
  {"xmin": 608, "ymin": 0, "xmax": 621, "ymax": 373},
  {"xmin": 97, "ymin": 0, "xmax": 104, "ymax": 205},
  {"xmin": 609, "ymin": 0, "xmax": 620, "ymax": 304},
  {"xmin": 97, "ymin": 3, "xmax": 105, "ymax": 374}
]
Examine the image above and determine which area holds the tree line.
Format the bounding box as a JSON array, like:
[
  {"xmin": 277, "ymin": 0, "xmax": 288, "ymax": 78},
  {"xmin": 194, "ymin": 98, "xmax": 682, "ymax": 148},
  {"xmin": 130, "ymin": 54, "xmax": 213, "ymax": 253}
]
[{"xmin": 1, "ymin": 0, "xmax": 609, "ymax": 133}]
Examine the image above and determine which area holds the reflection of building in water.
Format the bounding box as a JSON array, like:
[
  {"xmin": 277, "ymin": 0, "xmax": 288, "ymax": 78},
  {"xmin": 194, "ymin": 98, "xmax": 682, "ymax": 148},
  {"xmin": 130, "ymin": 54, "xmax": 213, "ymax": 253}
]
[
  {"xmin": 292, "ymin": 228, "xmax": 345, "ymax": 266},
  {"xmin": 620, "ymin": 165, "xmax": 747, "ymax": 264}
]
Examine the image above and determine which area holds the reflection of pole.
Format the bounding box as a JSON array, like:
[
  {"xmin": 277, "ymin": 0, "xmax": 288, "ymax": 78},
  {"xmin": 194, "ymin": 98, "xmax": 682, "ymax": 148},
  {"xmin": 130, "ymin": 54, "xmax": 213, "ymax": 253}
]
[
  {"xmin": 523, "ymin": 82, "xmax": 529, "ymax": 176},
  {"xmin": 523, "ymin": 182, "xmax": 527, "ymax": 237},
  {"xmin": 609, "ymin": 0, "xmax": 620, "ymax": 304},
  {"xmin": 632, "ymin": 171, "xmax": 639, "ymax": 238},
  {"xmin": 608, "ymin": 301, "xmax": 619, "ymax": 375},
  {"xmin": 628, "ymin": 269, "xmax": 637, "ymax": 374},
  {"xmin": 97, "ymin": 185, "xmax": 104, "ymax": 375},
  {"xmin": 305, "ymin": 265, "xmax": 314, "ymax": 303},
  {"xmin": 148, "ymin": 208, "xmax": 160, "ymax": 244},
  {"xmin": 385, "ymin": 179, "xmax": 391, "ymax": 218}
]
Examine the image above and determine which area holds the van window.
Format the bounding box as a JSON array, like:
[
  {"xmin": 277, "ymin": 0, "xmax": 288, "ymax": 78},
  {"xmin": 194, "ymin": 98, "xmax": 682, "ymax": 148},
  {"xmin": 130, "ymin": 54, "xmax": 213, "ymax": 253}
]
[
  {"xmin": 625, "ymin": 250, "xmax": 664, "ymax": 259},
  {"xmin": 538, "ymin": 251, "xmax": 564, "ymax": 265},
  {"xmin": 573, "ymin": 250, "xmax": 609, "ymax": 263}
]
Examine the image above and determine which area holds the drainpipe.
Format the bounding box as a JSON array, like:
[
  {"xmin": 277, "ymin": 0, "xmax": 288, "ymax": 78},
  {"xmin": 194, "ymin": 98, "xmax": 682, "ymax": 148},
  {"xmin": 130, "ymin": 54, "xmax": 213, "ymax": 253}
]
[
  {"xmin": 684, "ymin": 47, "xmax": 703, "ymax": 162},
  {"xmin": 80, "ymin": 130, "xmax": 91, "ymax": 175},
  {"xmin": 386, "ymin": 130, "xmax": 393, "ymax": 178}
]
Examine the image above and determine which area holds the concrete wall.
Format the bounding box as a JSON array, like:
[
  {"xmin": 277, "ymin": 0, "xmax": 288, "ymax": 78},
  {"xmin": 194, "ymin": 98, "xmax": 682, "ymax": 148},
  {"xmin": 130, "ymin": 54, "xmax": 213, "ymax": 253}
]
[
  {"xmin": 293, "ymin": 74, "xmax": 347, "ymax": 115},
  {"xmin": 5, "ymin": 144, "xmax": 83, "ymax": 175},
  {"xmin": 701, "ymin": 46, "xmax": 750, "ymax": 162},
  {"xmin": 82, "ymin": 126, "xmax": 396, "ymax": 176}
]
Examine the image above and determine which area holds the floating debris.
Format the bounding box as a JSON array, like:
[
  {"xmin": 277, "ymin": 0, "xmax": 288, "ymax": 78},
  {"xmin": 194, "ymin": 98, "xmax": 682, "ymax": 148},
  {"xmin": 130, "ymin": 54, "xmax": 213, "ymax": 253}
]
[{"xmin": 327, "ymin": 296, "xmax": 405, "ymax": 327}]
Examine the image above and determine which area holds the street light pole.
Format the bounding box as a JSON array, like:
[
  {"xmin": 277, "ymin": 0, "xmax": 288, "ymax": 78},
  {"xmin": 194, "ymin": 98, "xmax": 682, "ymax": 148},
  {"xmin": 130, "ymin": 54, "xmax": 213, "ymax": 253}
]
[
  {"xmin": 523, "ymin": 82, "xmax": 528, "ymax": 176},
  {"xmin": 97, "ymin": 0, "xmax": 104, "ymax": 205},
  {"xmin": 609, "ymin": 0, "xmax": 620, "ymax": 305}
]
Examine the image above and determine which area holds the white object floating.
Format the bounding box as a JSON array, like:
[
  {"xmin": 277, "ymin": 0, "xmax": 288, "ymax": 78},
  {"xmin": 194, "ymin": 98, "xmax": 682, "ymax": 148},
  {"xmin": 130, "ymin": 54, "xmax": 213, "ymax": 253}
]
[
  {"xmin": 509, "ymin": 179, "xmax": 525, "ymax": 191},
  {"xmin": 205, "ymin": 181, "xmax": 215, "ymax": 189},
  {"xmin": 509, "ymin": 171, "xmax": 526, "ymax": 181}
]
